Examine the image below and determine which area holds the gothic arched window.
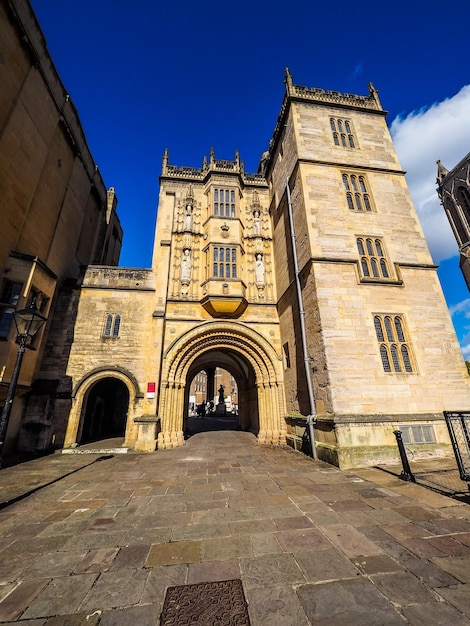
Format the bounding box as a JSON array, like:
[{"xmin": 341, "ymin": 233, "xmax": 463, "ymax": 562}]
[
  {"xmin": 343, "ymin": 173, "xmax": 373, "ymax": 211},
  {"xmin": 330, "ymin": 117, "xmax": 356, "ymax": 149},
  {"xmin": 103, "ymin": 314, "xmax": 121, "ymax": 338},
  {"xmin": 356, "ymin": 237, "xmax": 390, "ymax": 280},
  {"xmin": 373, "ymin": 314, "xmax": 414, "ymax": 373}
]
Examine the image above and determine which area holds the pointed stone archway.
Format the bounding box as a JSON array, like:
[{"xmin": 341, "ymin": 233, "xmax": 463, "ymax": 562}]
[{"xmin": 157, "ymin": 321, "xmax": 287, "ymax": 449}]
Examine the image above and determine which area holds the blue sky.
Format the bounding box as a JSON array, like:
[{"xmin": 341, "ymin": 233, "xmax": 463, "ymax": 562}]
[{"xmin": 30, "ymin": 0, "xmax": 470, "ymax": 357}]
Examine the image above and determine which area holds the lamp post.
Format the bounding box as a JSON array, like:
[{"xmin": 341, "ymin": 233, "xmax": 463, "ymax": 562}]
[{"xmin": 0, "ymin": 299, "xmax": 47, "ymax": 467}]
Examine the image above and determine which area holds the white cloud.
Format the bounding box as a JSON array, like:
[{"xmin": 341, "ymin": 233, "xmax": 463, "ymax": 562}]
[
  {"xmin": 390, "ymin": 85, "xmax": 470, "ymax": 263},
  {"xmin": 449, "ymin": 298, "xmax": 470, "ymax": 317}
]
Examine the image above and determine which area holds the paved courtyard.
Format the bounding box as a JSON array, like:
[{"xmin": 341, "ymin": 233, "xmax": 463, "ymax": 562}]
[{"xmin": 0, "ymin": 431, "xmax": 469, "ymax": 624}]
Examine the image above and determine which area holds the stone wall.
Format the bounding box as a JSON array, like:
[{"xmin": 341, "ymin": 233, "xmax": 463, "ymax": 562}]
[{"xmin": 0, "ymin": 0, "xmax": 122, "ymax": 452}]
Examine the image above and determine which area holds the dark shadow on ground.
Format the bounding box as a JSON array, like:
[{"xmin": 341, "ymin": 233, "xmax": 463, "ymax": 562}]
[
  {"xmin": 375, "ymin": 463, "xmax": 470, "ymax": 504},
  {"xmin": 187, "ymin": 414, "xmax": 239, "ymax": 435}
]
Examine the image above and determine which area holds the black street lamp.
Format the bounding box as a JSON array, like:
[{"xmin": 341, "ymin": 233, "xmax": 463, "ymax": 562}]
[{"xmin": 0, "ymin": 299, "xmax": 47, "ymax": 467}]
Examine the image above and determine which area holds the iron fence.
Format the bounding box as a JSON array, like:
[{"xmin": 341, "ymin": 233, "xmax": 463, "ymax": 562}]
[
  {"xmin": 444, "ymin": 411, "xmax": 470, "ymax": 482},
  {"xmin": 388, "ymin": 424, "xmax": 470, "ymax": 500}
]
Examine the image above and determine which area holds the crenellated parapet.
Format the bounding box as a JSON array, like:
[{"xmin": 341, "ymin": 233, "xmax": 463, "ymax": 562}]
[
  {"xmin": 259, "ymin": 68, "xmax": 386, "ymax": 175},
  {"xmin": 284, "ymin": 67, "xmax": 383, "ymax": 111},
  {"xmin": 161, "ymin": 147, "xmax": 266, "ymax": 186},
  {"xmin": 82, "ymin": 266, "xmax": 155, "ymax": 290}
]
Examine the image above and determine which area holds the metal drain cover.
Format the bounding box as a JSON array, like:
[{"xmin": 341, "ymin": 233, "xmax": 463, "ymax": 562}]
[{"xmin": 160, "ymin": 579, "xmax": 251, "ymax": 625}]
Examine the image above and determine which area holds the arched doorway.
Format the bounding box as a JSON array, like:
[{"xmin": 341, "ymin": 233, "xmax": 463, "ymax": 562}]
[
  {"xmin": 80, "ymin": 378, "xmax": 129, "ymax": 444},
  {"xmin": 157, "ymin": 321, "xmax": 286, "ymax": 449},
  {"xmin": 184, "ymin": 356, "xmax": 255, "ymax": 436},
  {"xmin": 64, "ymin": 368, "xmax": 140, "ymax": 449}
]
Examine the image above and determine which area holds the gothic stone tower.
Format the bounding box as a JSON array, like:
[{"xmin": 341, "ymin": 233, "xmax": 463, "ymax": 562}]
[
  {"xmin": 151, "ymin": 149, "xmax": 286, "ymax": 449},
  {"xmin": 437, "ymin": 154, "xmax": 470, "ymax": 290},
  {"xmin": 63, "ymin": 72, "xmax": 469, "ymax": 468},
  {"xmin": 265, "ymin": 70, "xmax": 469, "ymax": 466}
]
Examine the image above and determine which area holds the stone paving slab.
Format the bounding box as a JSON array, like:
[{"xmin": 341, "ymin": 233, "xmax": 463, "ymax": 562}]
[
  {"xmin": 0, "ymin": 431, "xmax": 469, "ymax": 624},
  {"xmin": 0, "ymin": 456, "xmax": 102, "ymax": 508}
]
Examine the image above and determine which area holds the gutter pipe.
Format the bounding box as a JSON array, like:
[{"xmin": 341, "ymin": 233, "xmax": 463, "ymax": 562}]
[{"xmin": 285, "ymin": 179, "xmax": 317, "ymax": 459}]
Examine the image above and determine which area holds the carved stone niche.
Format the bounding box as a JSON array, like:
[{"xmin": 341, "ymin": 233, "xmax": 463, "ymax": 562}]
[
  {"xmin": 254, "ymin": 239, "xmax": 263, "ymax": 254},
  {"xmin": 182, "ymin": 233, "xmax": 192, "ymax": 249}
]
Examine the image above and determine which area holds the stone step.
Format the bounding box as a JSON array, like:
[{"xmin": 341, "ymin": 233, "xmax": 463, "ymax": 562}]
[
  {"xmin": 60, "ymin": 437, "xmax": 128, "ymax": 455},
  {"xmin": 61, "ymin": 447, "xmax": 129, "ymax": 455}
]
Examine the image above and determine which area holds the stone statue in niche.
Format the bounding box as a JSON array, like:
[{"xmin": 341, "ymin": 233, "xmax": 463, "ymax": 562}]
[
  {"xmin": 180, "ymin": 248, "xmax": 192, "ymax": 282},
  {"xmin": 255, "ymin": 253, "xmax": 265, "ymax": 284},
  {"xmin": 184, "ymin": 204, "xmax": 193, "ymax": 231},
  {"xmin": 253, "ymin": 209, "xmax": 261, "ymax": 236}
]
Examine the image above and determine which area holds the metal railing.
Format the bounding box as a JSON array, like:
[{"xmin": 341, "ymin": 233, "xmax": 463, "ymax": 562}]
[
  {"xmin": 390, "ymin": 419, "xmax": 470, "ymax": 499},
  {"xmin": 444, "ymin": 411, "xmax": 470, "ymax": 482}
]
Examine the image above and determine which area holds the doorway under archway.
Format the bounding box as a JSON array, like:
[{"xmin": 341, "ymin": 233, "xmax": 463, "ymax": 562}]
[
  {"xmin": 184, "ymin": 355, "xmax": 256, "ymax": 437},
  {"xmin": 157, "ymin": 321, "xmax": 286, "ymax": 450},
  {"xmin": 80, "ymin": 378, "xmax": 129, "ymax": 444}
]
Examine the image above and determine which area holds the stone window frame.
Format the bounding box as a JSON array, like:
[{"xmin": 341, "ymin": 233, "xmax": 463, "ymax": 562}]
[
  {"xmin": 283, "ymin": 342, "xmax": 291, "ymax": 369},
  {"xmin": 457, "ymin": 185, "xmax": 470, "ymax": 216},
  {"xmin": 444, "ymin": 197, "xmax": 469, "ymax": 247},
  {"xmin": 212, "ymin": 246, "xmax": 238, "ymax": 279},
  {"xmin": 342, "ymin": 172, "xmax": 373, "ymax": 212},
  {"xmin": 373, "ymin": 314, "xmax": 414, "ymax": 373},
  {"xmin": 357, "ymin": 236, "xmax": 390, "ymax": 280},
  {"xmin": 213, "ymin": 187, "xmax": 236, "ymax": 218},
  {"xmin": 399, "ymin": 424, "xmax": 436, "ymax": 444},
  {"xmin": 330, "ymin": 117, "xmax": 356, "ymax": 149},
  {"xmin": 103, "ymin": 313, "xmax": 121, "ymax": 338}
]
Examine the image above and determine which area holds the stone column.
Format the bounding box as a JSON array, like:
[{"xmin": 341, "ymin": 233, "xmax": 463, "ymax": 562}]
[
  {"xmin": 157, "ymin": 383, "xmax": 184, "ymax": 449},
  {"xmin": 206, "ymin": 367, "xmax": 216, "ymax": 403}
]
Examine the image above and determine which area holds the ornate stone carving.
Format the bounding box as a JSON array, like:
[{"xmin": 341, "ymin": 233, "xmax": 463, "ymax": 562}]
[
  {"xmin": 182, "ymin": 232, "xmax": 192, "ymax": 249},
  {"xmin": 253, "ymin": 209, "xmax": 261, "ymax": 236},
  {"xmin": 183, "ymin": 184, "xmax": 194, "ymax": 232},
  {"xmin": 255, "ymin": 253, "xmax": 265, "ymax": 284},
  {"xmin": 184, "ymin": 204, "xmax": 193, "ymax": 231},
  {"xmin": 180, "ymin": 248, "xmax": 192, "ymax": 285}
]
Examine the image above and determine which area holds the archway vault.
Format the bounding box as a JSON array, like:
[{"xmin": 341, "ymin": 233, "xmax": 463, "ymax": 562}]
[{"xmin": 157, "ymin": 321, "xmax": 287, "ymax": 449}]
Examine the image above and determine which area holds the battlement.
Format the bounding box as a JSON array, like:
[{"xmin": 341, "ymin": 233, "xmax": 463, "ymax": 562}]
[
  {"xmin": 286, "ymin": 73, "xmax": 382, "ymax": 112},
  {"xmin": 260, "ymin": 69, "xmax": 385, "ymax": 174},
  {"xmin": 161, "ymin": 148, "xmax": 266, "ymax": 186},
  {"xmin": 82, "ymin": 266, "xmax": 155, "ymax": 290}
]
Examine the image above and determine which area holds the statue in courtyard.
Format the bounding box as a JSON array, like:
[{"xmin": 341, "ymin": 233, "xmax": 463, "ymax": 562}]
[{"xmin": 218, "ymin": 384, "xmax": 225, "ymax": 404}]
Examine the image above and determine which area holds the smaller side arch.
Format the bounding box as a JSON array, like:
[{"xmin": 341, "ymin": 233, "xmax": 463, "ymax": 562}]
[
  {"xmin": 64, "ymin": 368, "xmax": 139, "ymax": 448},
  {"xmin": 71, "ymin": 365, "xmax": 142, "ymax": 399}
]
